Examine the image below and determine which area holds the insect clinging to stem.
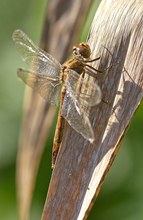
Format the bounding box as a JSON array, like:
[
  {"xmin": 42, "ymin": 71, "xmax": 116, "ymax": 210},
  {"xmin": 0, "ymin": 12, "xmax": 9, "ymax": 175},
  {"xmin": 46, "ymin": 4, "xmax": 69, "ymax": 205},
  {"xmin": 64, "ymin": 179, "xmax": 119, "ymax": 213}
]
[{"xmin": 13, "ymin": 29, "xmax": 102, "ymax": 167}]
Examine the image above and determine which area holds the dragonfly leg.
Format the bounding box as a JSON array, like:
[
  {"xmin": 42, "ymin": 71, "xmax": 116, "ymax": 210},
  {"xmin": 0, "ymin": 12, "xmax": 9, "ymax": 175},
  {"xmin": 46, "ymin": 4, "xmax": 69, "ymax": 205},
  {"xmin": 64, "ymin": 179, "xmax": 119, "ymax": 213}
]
[
  {"xmin": 84, "ymin": 56, "xmax": 102, "ymax": 73},
  {"xmin": 81, "ymin": 70, "xmax": 85, "ymax": 78},
  {"xmin": 102, "ymin": 98, "xmax": 108, "ymax": 104},
  {"xmin": 85, "ymin": 56, "xmax": 100, "ymax": 63},
  {"xmin": 86, "ymin": 64, "xmax": 103, "ymax": 73}
]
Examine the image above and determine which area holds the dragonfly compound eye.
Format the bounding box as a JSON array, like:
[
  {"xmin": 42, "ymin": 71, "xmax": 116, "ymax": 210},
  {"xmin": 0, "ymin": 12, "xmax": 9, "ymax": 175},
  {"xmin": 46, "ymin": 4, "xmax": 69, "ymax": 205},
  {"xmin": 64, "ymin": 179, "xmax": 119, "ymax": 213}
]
[
  {"xmin": 73, "ymin": 46, "xmax": 80, "ymax": 56},
  {"xmin": 73, "ymin": 43, "xmax": 91, "ymax": 59}
]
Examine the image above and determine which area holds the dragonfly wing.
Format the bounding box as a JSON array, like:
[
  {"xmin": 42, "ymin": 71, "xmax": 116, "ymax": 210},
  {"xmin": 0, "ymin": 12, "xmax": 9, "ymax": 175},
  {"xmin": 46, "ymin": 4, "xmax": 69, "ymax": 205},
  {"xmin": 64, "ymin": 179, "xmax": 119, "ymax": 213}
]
[
  {"xmin": 17, "ymin": 68, "xmax": 62, "ymax": 105},
  {"xmin": 61, "ymin": 69, "xmax": 102, "ymax": 142},
  {"xmin": 65, "ymin": 69, "xmax": 102, "ymax": 107},
  {"xmin": 13, "ymin": 29, "xmax": 62, "ymax": 77},
  {"xmin": 62, "ymin": 91, "xmax": 95, "ymax": 143}
]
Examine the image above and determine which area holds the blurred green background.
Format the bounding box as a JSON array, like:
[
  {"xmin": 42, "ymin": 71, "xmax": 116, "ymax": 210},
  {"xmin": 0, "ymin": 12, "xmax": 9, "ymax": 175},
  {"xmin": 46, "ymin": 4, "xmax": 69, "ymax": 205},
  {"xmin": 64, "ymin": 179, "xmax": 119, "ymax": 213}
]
[{"xmin": 0, "ymin": 0, "xmax": 143, "ymax": 219}]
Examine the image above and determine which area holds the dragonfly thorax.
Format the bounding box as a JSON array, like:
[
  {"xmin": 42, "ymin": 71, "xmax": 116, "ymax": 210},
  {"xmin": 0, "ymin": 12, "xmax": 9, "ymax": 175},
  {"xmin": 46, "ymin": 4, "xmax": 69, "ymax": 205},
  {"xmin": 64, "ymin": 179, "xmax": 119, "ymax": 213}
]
[{"xmin": 62, "ymin": 58, "xmax": 86, "ymax": 78}]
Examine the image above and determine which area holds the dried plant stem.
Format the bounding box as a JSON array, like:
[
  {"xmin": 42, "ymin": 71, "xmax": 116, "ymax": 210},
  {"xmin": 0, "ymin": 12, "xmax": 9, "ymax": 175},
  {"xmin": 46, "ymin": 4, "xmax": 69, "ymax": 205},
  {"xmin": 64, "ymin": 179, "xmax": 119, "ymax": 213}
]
[{"xmin": 42, "ymin": 0, "xmax": 143, "ymax": 219}]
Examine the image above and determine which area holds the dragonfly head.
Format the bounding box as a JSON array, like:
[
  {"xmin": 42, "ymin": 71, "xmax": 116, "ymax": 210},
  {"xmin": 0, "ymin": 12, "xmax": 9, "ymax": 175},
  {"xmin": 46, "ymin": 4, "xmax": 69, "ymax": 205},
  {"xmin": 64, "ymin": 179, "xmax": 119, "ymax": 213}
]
[{"xmin": 73, "ymin": 43, "xmax": 91, "ymax": 59}]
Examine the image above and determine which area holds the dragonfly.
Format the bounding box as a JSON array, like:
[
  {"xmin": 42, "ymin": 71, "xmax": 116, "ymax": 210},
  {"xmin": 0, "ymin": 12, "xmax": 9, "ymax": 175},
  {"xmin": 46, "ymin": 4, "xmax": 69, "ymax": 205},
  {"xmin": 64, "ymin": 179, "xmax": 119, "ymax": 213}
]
[{"xmin": 13, "ymin": 29, "xmax": 102, "ymax": 167}]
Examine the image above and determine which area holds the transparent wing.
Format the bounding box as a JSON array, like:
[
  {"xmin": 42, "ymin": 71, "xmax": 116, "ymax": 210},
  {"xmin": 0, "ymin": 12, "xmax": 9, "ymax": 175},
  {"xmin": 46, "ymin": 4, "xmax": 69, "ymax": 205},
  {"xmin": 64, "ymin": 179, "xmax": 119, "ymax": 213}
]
[
  {"xmin": 65, "ymin": 69, "xmax": 102, "ymax": 108},
  {"xmin": 62, "ymin": 69, "xmax": 102, "ymax": 142},
  {"xmin": 13, "ymin": 29, "xmax": 62, "ymax": 77},
  {"xmin": 17, "ymin": 68, "xmax": 62, "ymax": 105},
  {"xmin": 62, "ymin": 91, "xmax": 95, "ymax": 143}
]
